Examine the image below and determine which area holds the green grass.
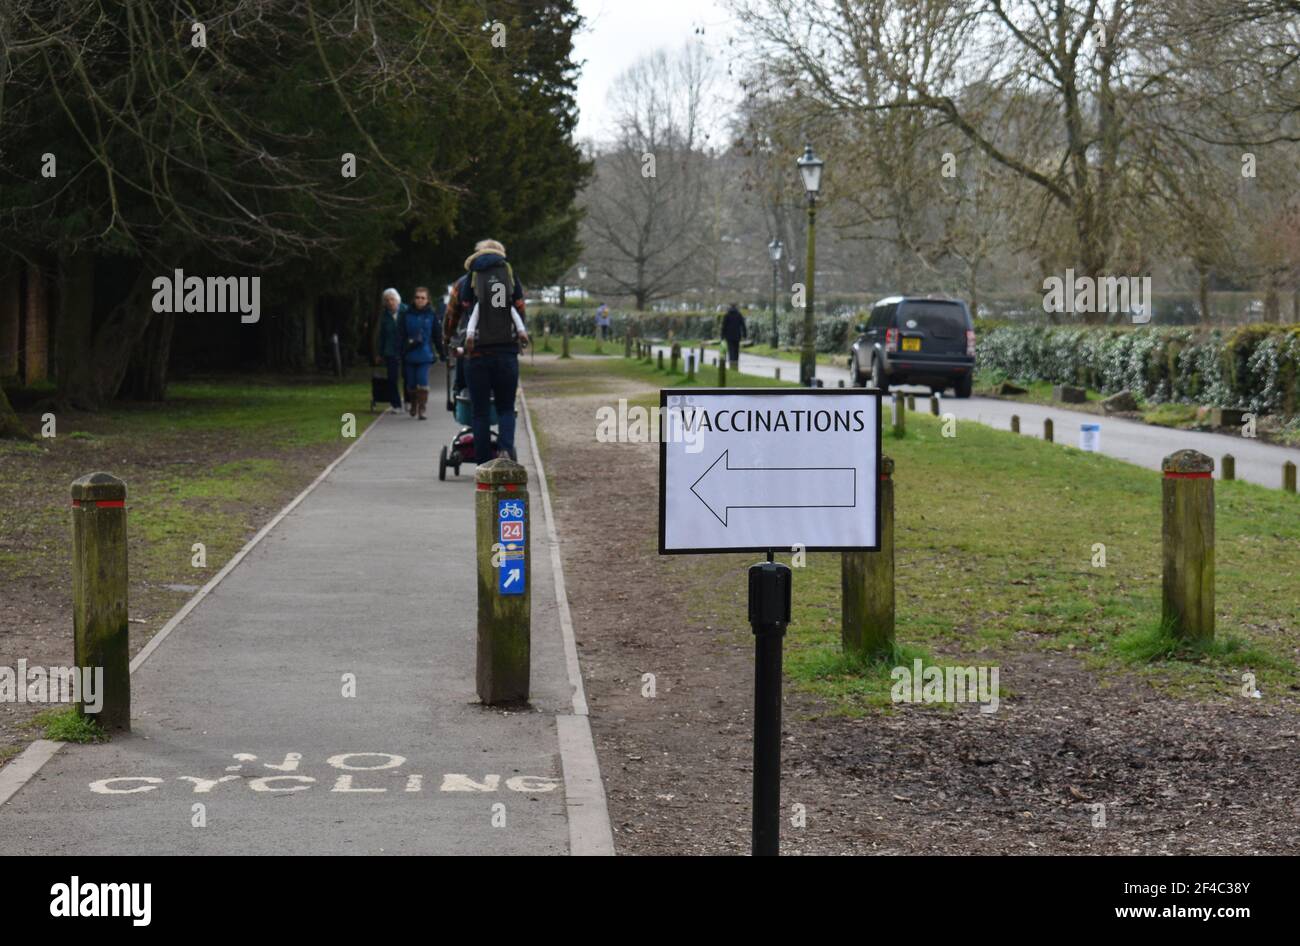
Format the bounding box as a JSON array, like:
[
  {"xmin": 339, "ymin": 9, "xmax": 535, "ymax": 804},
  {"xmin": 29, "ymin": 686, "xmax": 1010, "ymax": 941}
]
[
  {"xmin": 743, "ymin": 343, "xmax": 842, "ymax": 367},
  {"xmin": 100, "ymin": 374, "xmax": 378, "ymax": 447},
  {"xmin": 524, "ymin": 349, "xmax": 802, "ymax": 395},
  {"xmin": 974, "ymin": 370, "xmax": 1105, "ymax": 409},
  {"xmin": 1114, "ymin": 621, "xmax": 1288, "ymax": 669},
  {"xmin": 778, "ymin": 411, "xmax": 1299, "ymax": 710},
  {"xmin": 1140, "ymin": 403, "xmax": 1202, "ymax": 428},
  {"xmin": 33, "ymin": 707, "xmax": 107, "ymax": 743}
]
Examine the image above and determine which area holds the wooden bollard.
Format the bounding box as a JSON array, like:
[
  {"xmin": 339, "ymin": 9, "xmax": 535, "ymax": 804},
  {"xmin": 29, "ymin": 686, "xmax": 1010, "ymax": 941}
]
[
  {"xmin": 1161, "ymin": 450, "xmax": 1215, "ymax": 642},
  {"xmin": 1011, "ymin": 415, "xmax": 1020, "ymax": 434},
  {"xmin": 657, "ymin": 351, "xmax": 665, "ymax": 371},
  {"xmin": 718, "ymin": 358, "xmax": 727, "ymax": 387},
  {"xmin": 892, "ymin": 395, "xmax": 905, "ymax": 438},
  {"xmin": 686, "ymin": 353, "xmax": 695, "ymax": 381},
  {"xmin": 1044, "ymin": 418, "xmax": 1054, "ymax": 442},
  {"xmin": 906, "ymin": 395, "xmax": 915, "ymax": 412},
  {"xmin": 561, "ymin": 323, "xmax": 571, "ymax": 359},
  {"xmin": 71, "ymin": 472, "xmax": 130, "ymax": 732},
  {"xmin": 1285, "ymin": 461, "xmax": 1297, "ymax": 493},
  {"xmin": 775, "ymin": 367, "xmax": 781, "ymax": 381},
  {"xmin": 841, "ymin": 455, "xmax": 894, "ymax": 659},
  {"xmin": 670, "ymin": 342, "xmax": 681, "ymax": 374},
  {"xmin": 624, "ymin": 331, "xmax": 632, "ymax": 358},
  {"xmin": 837, "ymin": 379, "xmax": 845, "ymax": 388},
  {"xmin": 930, "ymin": 395, "xmax": 940, "ymax": 416},
  {"xmin": 475, "ymin": 459, "xmax": 530, "ymax": 704},
  {"xmin": 1222, "ymin": 454, "xmax": 1235, "ymax": 481}
]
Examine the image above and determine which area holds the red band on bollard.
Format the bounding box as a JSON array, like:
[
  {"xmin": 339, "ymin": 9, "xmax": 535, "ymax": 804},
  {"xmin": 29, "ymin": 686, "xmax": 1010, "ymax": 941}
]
[
  {"xmin": 504, "ymin": 484, "xmax": 518, "ymax": 491},
  {"xmin": 71, "ymin": 499, "xmax": 125, "ymax": 508},
  {"xmin": 1164, "ymin": 471, "xmax": 1211, "ymax": 479},
  {"xmin": 475, "ymin": 483, "xmax": 491, "ymax": 491}
]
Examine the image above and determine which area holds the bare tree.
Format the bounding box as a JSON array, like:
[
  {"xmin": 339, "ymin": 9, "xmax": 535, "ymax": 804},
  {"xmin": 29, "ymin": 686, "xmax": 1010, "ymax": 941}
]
[
  {"xmin": 730, "ymin": 0, "xmax": 1294, "ymax": 322},
  {"xmin": 580, "ymin": 44, "xmax": 719, "ymax": 309}
]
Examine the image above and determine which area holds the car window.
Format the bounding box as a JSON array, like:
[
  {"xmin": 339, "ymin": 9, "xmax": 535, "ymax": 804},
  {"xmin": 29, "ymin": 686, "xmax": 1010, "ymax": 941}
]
[
  {"xmin": 897, "ymin": 302, "xmax": 967, "ymax": 337},
  {"xmin": 870, "ymin": 304, "xmax": 896, "ymax": 329}
]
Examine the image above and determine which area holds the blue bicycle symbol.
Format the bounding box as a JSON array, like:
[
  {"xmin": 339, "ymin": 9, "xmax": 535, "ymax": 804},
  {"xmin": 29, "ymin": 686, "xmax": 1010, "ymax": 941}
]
[{"xmin": 499, "ymin": 501, "xmax": 524, "ymax": 519}]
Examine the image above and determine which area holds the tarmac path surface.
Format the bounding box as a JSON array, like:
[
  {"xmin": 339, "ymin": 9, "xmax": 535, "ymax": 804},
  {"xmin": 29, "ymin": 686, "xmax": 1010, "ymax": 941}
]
[{"xmin": 0, "ymin": 362, "xmax": 609, "ymax": 855}]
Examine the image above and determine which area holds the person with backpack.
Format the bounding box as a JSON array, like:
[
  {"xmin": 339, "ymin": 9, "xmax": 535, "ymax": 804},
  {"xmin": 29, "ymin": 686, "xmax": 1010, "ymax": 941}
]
[
  {"xmin": 442, "ymin": 239, "xmax": 529, "ymax": 461},
  {"xmin": 401, "ymin": 289, "xmax": 437, "ymax": 420},
  {"xmin": 722, "ymin": 303, "xmax": 747, "ymax": 369}
]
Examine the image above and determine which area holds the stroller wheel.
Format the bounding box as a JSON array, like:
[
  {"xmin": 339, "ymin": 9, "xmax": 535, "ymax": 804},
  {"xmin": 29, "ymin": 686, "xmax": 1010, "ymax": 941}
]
[
  {"xmin": 438, "ymin": 446, "xmax": 448, "ymax": 481},
  {"xmin": 453, "ymin": 460, "xmax": 462, "ymax": 476}
]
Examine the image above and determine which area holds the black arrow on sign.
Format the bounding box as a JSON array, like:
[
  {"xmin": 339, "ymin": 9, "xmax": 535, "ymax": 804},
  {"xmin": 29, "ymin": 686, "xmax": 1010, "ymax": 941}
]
[{"xmin": 689, "ymin": 450, "xmax": 857, "ymax": 527}]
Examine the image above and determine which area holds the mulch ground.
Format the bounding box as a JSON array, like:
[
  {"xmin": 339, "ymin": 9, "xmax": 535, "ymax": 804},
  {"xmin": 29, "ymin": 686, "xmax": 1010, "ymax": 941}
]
[{"xmin": 526, "ymin": 361, "xmax": 1300, "ymax": 855}]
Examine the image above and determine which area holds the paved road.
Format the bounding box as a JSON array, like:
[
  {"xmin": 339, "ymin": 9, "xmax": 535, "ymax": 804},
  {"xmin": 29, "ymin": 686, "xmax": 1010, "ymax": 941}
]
[
  {"xmin": 656, "ymin": 343, "xmax": 1300, "ymax": 490},
  {"xmin": 0, "ymin": 362, "xmax": 595, "ymax": 854}
]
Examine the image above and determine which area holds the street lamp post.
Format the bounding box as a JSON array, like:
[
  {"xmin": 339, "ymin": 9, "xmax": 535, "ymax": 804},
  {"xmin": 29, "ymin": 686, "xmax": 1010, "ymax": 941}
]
[
  {"xmin": 796, "ymin": 144, "xmax": 824, "ymax": 387},
  {"xmin": 767, "ymin": 239, "xmax": 783, "ymax": 351},
  {"xmin": 577, "ymin": 264, "xmax": 588, "ymax": 340}
]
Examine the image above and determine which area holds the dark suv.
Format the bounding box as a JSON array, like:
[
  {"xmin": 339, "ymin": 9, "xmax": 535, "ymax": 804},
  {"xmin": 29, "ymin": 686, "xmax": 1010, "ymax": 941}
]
[{"xmin": 849, "ymin": 296, "xmax": 975, "ymax": 397}]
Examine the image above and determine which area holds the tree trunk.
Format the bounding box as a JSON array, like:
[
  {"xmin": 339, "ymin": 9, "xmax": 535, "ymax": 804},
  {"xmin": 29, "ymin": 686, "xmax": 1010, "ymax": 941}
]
[
  {"xmin": 0, "ymin": 384, "xmax": 29, "ymax": 439},
  {"xmin": 54, "ymin": 249, "xmax": 96, "ymax": 409},
  {"xmin": 1197, "ymin": 266, "xmax": 1211, "ymax": 326},
  {"xmin": 122, "ymin": 310, "xmax": 175, "ymax": 401},
  {"xmin": 1264, "ymin": 283, "xmax": 1280, "ymax": 323},
  {"xmin": 55, "ymin": 252, "xmax": 155, "ymax": 410}
]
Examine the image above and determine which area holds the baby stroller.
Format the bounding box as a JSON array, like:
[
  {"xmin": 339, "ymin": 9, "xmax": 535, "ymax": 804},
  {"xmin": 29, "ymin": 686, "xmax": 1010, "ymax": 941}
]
[{"xmin": 438, "ymin": 342, "xmax": 498, "ymax": 480}]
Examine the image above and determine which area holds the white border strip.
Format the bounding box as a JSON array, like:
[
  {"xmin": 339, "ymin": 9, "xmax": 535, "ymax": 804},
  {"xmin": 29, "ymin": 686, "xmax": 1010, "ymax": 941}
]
[
  {"xmin": 0, "ymin": 739, "xmax": 61, "ymax": 809},
  {"xmin": 519, "ymin": 386, "xmax": 615, "ymax": 856},
  {"xmin": 0, "ymin": 412, "xmax": 386, "ymax": 809}
]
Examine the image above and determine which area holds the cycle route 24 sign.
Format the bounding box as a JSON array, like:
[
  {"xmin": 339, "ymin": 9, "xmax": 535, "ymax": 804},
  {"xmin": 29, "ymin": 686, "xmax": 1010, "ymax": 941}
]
[{"xmin": 658, "ymin": 388, "xmax": 882, "ymax": 554}]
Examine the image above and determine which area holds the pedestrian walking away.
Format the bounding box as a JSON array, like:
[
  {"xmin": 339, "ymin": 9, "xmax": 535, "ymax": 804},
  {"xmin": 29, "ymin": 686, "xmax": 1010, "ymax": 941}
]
[
  {"xmin": 596, "ymin": 302, "xmax": 611, "ymax": 341},
  {"xmin": 443, "ymin": 238, "xmax": 529, "ymax": 461},
  {"xmin": 372, "ymin": 288, "xmax": 406, "ymax": 414},
  {"xmin": 722, "ymin": 302, "xmax": 746, "ymax": 369},
  {"xmin": 402, "ymin": 290, "xmax": 437, "ymax": 420}
]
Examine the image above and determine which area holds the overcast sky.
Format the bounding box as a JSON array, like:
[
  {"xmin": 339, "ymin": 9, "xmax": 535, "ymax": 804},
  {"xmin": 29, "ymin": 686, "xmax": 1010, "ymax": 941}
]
[{"xmin": 573, "ymin": 0, "xmax": 740, "ymax": 146}]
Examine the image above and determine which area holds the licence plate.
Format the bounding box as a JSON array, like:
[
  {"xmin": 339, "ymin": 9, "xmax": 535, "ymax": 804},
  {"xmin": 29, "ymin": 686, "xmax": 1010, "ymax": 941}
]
[{"xmin": 902, "ymin": 337, "xmax": 921, "ymax": 351}]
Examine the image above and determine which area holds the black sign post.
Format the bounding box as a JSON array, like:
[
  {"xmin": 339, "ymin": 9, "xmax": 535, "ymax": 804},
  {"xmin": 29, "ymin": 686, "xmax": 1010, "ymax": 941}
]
[
  {"xmin": 659, "ymin": 389, "xmax": 882, "ymax": 856},
  {"xmin": 748, "ymin": 555, "xmax": 791, "ymax": 855}
]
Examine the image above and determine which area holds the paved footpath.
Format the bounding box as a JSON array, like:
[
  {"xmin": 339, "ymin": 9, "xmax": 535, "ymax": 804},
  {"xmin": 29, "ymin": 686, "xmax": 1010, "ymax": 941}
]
[
  {"xmin": 658, "ymin": 344, "xmax": 1300, "ymax": 490},
  {"xmin": 0, "ymin": 362, "xmax": 611, "ymax": 855}
]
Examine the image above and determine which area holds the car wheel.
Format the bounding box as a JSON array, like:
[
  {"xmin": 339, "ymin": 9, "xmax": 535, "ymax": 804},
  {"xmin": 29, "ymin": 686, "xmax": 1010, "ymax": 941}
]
[
  {"xmin": 849, "ymin": 355, "xmax": 864, "ymax": 387},
  {"xmin": 438, "ymin": 446, "xmax": 448, "ymax": 481},
  {"xmin": 954, "ymin": 375, "xmax": 973, "ymax": 399},
  {"xmin": 870, "ymin": 355, "xmax": 886, "ymax": 391}
]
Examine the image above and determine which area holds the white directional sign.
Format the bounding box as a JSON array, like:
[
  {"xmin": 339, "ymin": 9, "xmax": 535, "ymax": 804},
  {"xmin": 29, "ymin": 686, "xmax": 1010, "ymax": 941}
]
[{"xmin": 659, "ymin": 389, "xmax": 881, "ymax": 553}]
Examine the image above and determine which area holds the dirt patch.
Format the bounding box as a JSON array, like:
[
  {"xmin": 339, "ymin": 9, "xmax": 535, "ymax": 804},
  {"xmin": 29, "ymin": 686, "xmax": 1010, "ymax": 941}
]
[{"xmin": 526, "ymin": 359, "xmax": 1300, "ymax": 855}]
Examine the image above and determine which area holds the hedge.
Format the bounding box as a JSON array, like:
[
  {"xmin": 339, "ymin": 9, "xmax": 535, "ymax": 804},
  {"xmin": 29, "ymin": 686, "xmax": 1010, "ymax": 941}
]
[
  {"xmin": 530, "ymin": 306, "xmax": 859, "ymax": 353},
  {"xmin": 976, "ymin": 324, "xmax": 1300, "ymax": 415}
]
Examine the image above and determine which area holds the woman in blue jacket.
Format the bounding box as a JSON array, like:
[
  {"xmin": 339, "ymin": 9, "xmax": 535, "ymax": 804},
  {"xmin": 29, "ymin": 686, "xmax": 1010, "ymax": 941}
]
[{"xmin": 402, "ymin": 298, "xmax": 437, "ymax": 420}]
